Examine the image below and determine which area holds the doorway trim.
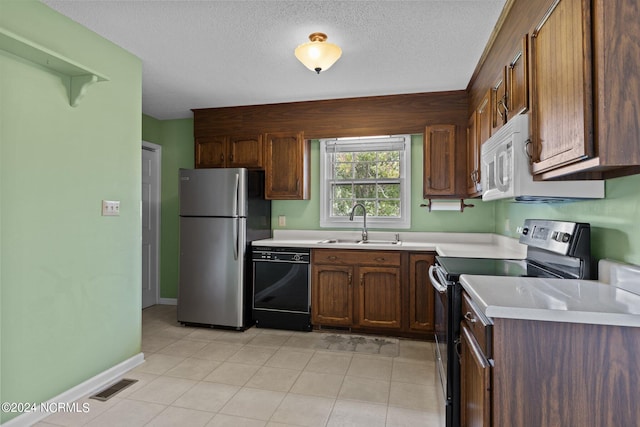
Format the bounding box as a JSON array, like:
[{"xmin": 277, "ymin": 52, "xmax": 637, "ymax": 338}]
[{"xmin": 142, "ymin": 140, "xmax": 161, "ymax": 307}]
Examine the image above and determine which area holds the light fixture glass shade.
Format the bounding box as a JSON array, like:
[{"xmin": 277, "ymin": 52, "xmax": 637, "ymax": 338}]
[{"xmin": 294, "ymin": 32, "xmax": 342, "ymax": 74}]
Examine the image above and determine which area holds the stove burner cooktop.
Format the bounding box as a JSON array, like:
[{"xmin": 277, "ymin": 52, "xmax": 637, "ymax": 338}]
[{"xmin": 435, "ymin": 256, "xmax": 579, "ymax": 281}]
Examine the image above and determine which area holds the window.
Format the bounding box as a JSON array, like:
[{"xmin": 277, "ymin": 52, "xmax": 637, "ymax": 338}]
[{"xmin": 320, "ymin": 135, "xmax": 411, "ymax": 229}]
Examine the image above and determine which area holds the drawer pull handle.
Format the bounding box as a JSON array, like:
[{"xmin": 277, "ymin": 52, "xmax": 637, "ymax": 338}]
[
  {"xmin": 360, "ymin": 274, "xmax": 364, "ymax": 286},
  {"xmin": 328, "ymin": 256, "xmax": 337, "ymax": 261},
  {"xmin": 348, "ymin": 273, "xmax": 352, "ymax": 287},
  {"xmin": 374, "ymin": 257, "xmax": 385, "ymax": 262},
  {"xmin": 464, "ymin": 312, "xmax": 477, "ymax": 323}
]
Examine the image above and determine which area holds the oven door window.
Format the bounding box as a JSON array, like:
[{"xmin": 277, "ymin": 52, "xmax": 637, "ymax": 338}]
[{"xmin": 253, "ymin": 261, "xmax": 309, "ymax": 313}]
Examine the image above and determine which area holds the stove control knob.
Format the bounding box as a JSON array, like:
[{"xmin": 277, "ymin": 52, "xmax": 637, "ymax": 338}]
[
  {"xmin": 522, "ymin": 227, "xmax": 529, "ymax": 235},
  {"xmin": 561, "ymin": 233, "xmax": 571, "ymax": 243}
]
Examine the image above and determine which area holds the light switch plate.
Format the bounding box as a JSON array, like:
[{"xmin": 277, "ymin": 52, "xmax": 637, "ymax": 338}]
[
  {"xmin": 102, "ymin": 200, "xmax": 120, "ymax": 216},
  {"xmin": 278, "ymin": 215, "xmax": 286, "ymax": 227}
]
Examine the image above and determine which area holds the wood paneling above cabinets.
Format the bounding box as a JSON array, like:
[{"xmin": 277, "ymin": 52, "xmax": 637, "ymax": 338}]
[{"xmin": 193, "ymin": 91, "xmax": 468, "ymax": 140}]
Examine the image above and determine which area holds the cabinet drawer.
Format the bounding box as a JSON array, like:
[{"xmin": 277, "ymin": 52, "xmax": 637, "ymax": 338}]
[
  {"xmin": 312, "ymin": 249, "xmax": 400, "ymax": 267},
  {"xmin": 461, "ymin": 292, "xmax": 492, "ymax": 358}
]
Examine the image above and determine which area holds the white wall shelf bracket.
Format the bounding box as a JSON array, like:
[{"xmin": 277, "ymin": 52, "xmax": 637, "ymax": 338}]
[{"xmin": 0, "ymin": 26, "xmax": 109, "ymax": 107}]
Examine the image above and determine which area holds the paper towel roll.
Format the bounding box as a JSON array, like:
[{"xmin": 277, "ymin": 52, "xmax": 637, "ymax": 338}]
[
  {"xmin": 428, "ymin": 200, "xmax": 462, "ymax": 211},
  {"xmin": 420, "ymin": 199, "xmax": 474, "ymax": 212}
]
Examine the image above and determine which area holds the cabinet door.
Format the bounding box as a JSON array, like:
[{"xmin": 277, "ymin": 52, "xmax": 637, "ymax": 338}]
[
  {"xmin": 195, "ymin": 136, "xmax": 226, "ymax": 168},
  {"xmin": 357, "ymin": 266, "xmax": 401, "ymax": 329},
  {"xmin": 477, "ymin": 89, "xmax": 492, "ymax": 146},
  {"xmin": 311, "ymin": 264, "xmax": 353, "ymax": 327},
  {"xmin": 531, "ymin": 0, "xmax": 593, "ymax": 174},
  {"xmin": 508, "ymin": 35, "xmax": 529, "ymax": 118},
  {"xmin": 460, "ymin": 324, "xmax": 491, "ymax": 427},
  {"xmin": 264, "ymin": 131, "xmax": 310, "ymax": 200},
  {"xmin": 227, "ymin": 135, "xmax": 264, "ymax": 169},
  {"xmin": 491, "ymin": 67, "xmax": 507, "ymax": 134},
  {"xmin": 408, "ymin": 253, "xmax": 435, "ymax": 333},
  {"xmin": 466, "ymin": 112, "xmax": 481, "ymax": 197},
  {"xmin": 423, "ymin": 124, "xmax": 456, "ymax": 197}
]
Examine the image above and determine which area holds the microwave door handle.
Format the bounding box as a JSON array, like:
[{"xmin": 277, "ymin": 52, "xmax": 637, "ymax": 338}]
[
  {"xmin": 495, "ymin": 146, "xmax": 510, "ymax": 192},
  {"xmin": 429, "ymin": 265, "xmax": 448, "ymax": 294}
]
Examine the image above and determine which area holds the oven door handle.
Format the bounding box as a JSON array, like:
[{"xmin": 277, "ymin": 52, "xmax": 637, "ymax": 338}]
[{"xmin": 429, "ymin": 265, "xmax": 448, "ymax": 294}]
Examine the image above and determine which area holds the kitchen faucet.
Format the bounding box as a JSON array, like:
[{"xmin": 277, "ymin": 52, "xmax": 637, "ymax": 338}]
[{"xmin": 349, "ymin": 203, "xmax": 368, "ymax": 242}]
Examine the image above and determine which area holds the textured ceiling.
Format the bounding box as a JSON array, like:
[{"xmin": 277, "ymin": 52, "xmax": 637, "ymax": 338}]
[{"xmin": 42, "ymin": 0, "xmax": 507, "ymax": 120}]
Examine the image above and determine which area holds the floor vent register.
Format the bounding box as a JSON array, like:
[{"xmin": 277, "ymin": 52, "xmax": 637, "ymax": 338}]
[{"xmin": 90, "ymin": 378, "xmax": 138, "ymax": 401}]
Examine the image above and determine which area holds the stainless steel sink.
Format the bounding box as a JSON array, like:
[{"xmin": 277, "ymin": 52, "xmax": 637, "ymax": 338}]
[
  {"xmin": 318, "ymin": 239, "xmax": 361, "ymax": 244},
  {"xmin": 359, "ymin": 240, "xmax": 401, "ymax": 245},
  {"xmin": 318, "ymin": 238, "xmax": 401, "ymax": 245}
]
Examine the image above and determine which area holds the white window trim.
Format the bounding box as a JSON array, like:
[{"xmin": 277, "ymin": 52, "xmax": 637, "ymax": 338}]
[{"xmin": 319, "ymin": 135, "xmax": 411, "ymax": 229}]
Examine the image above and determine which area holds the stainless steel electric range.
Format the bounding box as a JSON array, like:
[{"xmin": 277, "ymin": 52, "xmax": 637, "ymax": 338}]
[{"xmin": 429, "ymin": 219, "xmax": 594, "ymax": 427}]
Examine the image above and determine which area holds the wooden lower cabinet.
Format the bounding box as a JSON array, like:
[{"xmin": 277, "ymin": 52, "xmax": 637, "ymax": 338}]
[
  {"xmin": 460, "ymin": 324, "xmax": 491, "ymax": 427},
  {"xmin": 460, "ymin": 289, "xmax": 640, "ymax": 426},
  {"xmin": 312, "ymin": 264, "xmax": 354, "ymax": 327},
  {"xmin": 408, "ymin": 253, "xmax": 436, "ymax": 332},
  {"xmin": 311, "ymin": 249, "xmax": 435, "ymax": 337},
  {"xmin": 357, "ymin": 266, "xmax": 401, "ymax": 329}
]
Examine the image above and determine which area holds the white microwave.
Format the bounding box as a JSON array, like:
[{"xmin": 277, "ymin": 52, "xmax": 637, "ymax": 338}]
[{"xmin": 480, "ymin": 114, "xmax": 604, "ymax": 202}]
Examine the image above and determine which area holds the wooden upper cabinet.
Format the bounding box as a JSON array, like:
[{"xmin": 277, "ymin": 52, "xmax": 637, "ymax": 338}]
[
  {"xmin": 264, "ymin": 131, "xmax": 310, "ymax": 200},
  {"xmin": 466, "ymin": 112, "xmax": 482, "ymax": 197},
  {"xmin": 227, "ymin": 135, "xmax": 263, "ymax": 168},
  {"xmin": 195, "ymin": 136, "xmax": 226, "ymax": 168},
  {"xmin": 530, "ymin": 0, "xmax": 593, "ymax": 174},
  {"xmin": 477, "ymin": 89, "xmax": 492, "ymax": 146},
  {"xmin": 507, "ymin": 35, "xmax": 529, "ymax": 118},
  {"xmin": 423, "ymin": 124, "xmax": 456, "ymax": 197},
  {"xmin": 491, "ymin": 67, "xmax": 507, "ymax": 135},
  {"xmin": 195, "ymin": 135, "xmax": 263, "ymax": 169}
]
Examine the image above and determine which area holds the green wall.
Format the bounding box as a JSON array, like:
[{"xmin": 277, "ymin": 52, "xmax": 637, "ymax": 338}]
[
  {"xmin": 0, "ymin": 1, "xmax": 142, "ymax": 422},
  {"xmin": 142, "ymin": 115, "xmax": 194, "ymax": 300},
  {"xmin": 494, "ymin": 174, "xmax": 640, "ymax": 265}
]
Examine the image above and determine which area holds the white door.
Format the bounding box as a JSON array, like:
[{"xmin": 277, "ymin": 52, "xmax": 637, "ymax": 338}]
[{"xmin": 142, "ymin": 141, "xmax": 161, "ymax": 308}]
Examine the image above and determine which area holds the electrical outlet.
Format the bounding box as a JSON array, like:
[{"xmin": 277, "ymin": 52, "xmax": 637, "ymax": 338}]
[
  {"xmin": 102, "ymin": 200, "xmax": 120, "ymax": 216},
  {"xmin": 278, "ymin": 215, "xmax": 286, "ymax": 227}
]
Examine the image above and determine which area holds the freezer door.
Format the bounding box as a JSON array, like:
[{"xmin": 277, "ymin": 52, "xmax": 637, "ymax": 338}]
[
  {"xmin": 178, "ymin": 217, "xmax": 247, "ymax": 328},
  {"xmin": 179, "ymin": 168, "xmax": 248, "ymax": 217}
]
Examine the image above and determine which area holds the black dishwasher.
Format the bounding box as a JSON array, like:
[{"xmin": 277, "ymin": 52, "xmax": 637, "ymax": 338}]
[{"xmin": 252, "ymin": 246, "xmax": 312, "ymax": 331}]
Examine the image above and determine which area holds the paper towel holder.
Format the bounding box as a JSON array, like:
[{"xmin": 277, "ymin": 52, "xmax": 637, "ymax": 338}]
[{"xmin": 420, "ymin": 198, "xmax": 475, "ymax": 212}]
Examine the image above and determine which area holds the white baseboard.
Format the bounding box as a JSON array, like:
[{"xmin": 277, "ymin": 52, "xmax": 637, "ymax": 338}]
[
  {"xmin": 159, "ymin": 298, "xmax": 177, "ymax": 305},
  {"xmin": 1, "ymin": 353, "xmax": 144, "ymax": 427}
]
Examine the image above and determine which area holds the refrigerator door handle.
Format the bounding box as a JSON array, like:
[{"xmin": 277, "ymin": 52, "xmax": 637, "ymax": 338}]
[
  {"xmin": 233, "ymin": 173, "xmax": 240, "ymax": 217},
  {"xmin": 233, "ymin": 217, "xmax": 239, "ymax": 260}
]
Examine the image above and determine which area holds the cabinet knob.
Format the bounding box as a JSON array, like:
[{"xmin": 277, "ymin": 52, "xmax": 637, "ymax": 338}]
[{"xmin": 220, "ymin": 153, "xmax": 224, "ymax": 162}]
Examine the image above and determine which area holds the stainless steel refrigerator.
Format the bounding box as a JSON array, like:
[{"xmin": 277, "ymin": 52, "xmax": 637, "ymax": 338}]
[{"xmin": 177, "ymin": 168, "xmax": 271, "ymax": 329}]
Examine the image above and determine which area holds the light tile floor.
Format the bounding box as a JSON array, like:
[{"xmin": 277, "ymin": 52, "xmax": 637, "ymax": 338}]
[{"xmin": 38, "ymin": 305, "xmax": 445, "ymax": 427}]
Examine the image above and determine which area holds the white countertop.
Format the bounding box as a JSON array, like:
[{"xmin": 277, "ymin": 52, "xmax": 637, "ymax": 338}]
[
  {"xmin": 460, "ymin": 274, "xmax": 640, "ymax": 327},
  {"xmin": 253, "ymin": 230, "xmax": 526, "ymax": 259}
]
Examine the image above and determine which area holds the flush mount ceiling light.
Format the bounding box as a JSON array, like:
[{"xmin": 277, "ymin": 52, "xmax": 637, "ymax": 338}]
[{"xmin": 294, "ymin": 32, "xmax": 342, "ymax": 74}]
